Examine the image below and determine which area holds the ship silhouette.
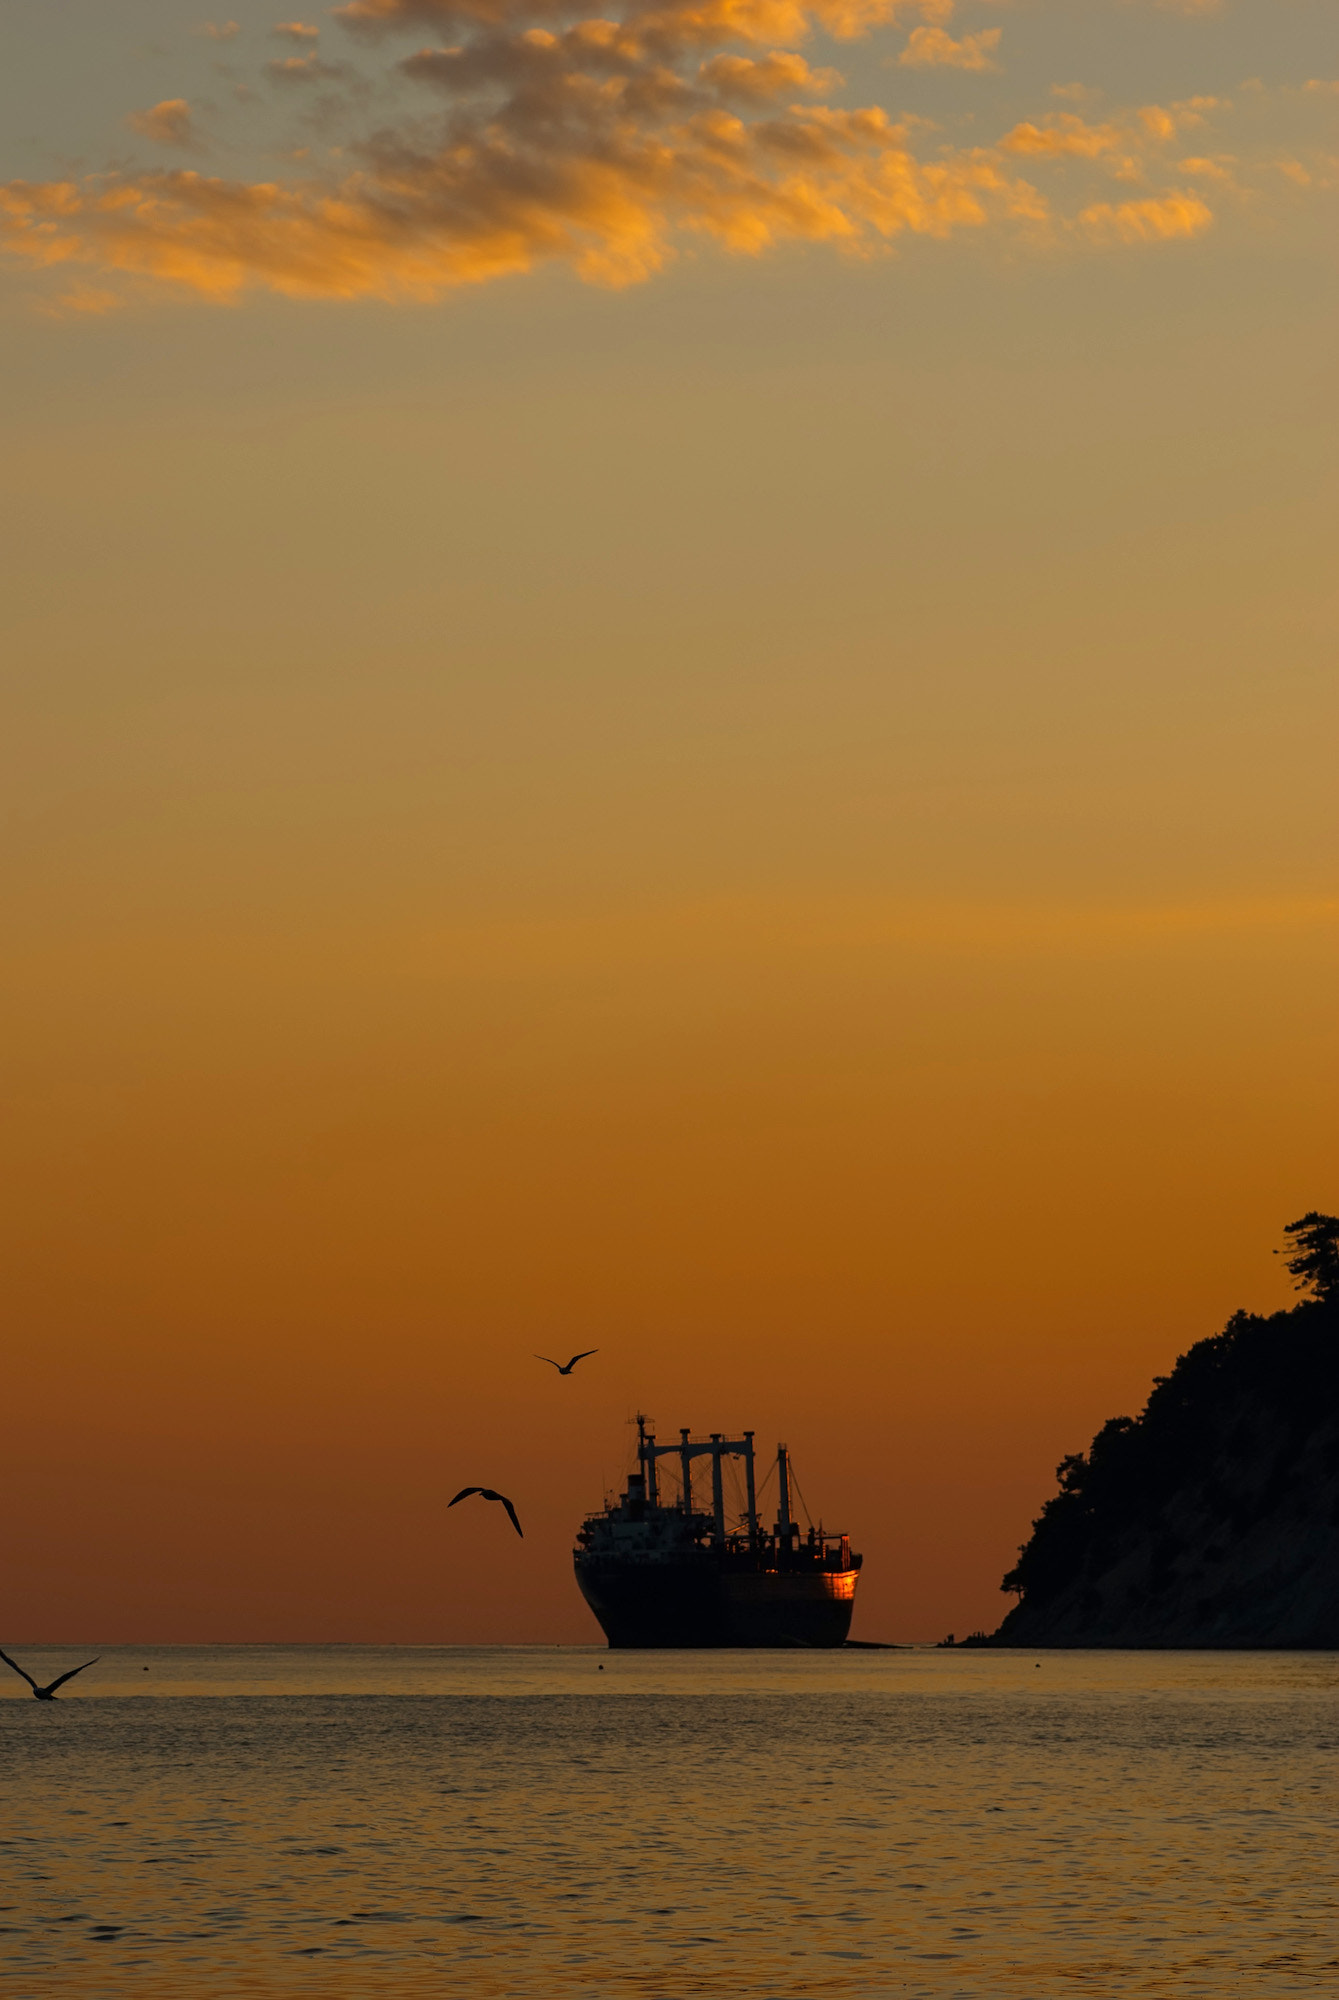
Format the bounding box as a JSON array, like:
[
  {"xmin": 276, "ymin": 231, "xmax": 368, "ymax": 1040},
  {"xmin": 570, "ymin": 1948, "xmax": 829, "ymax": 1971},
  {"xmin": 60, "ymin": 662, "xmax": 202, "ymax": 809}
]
[{"xmin": 574, "ymin": 1416, "xmax": 862, "ymax": 1648}]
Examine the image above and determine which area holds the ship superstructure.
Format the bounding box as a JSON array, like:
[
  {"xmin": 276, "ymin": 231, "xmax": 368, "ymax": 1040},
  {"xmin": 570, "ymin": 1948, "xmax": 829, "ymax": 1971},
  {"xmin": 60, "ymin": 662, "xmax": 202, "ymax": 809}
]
[{"xmin": 574, "ymin": 1417, "xmax": 861, "ymax": 1647}]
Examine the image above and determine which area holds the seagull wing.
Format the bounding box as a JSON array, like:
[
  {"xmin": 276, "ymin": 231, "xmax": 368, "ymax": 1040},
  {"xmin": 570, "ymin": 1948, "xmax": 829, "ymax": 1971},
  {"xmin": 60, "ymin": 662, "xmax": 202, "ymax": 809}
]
[
  {"xmin": 448, "ymin": 1488, "xmax": 484, "ymax": 1507},
  {"xmin": 565, "ymin": 1350, "xmax": 599, "ymax": 1370},
  {"xmin": 456, "ymin": 1488, "xmax": 523, "ymax": 1536},
  {"xmin": 44, "ymin": 1659, "xmax": 100, "ymax": 1694},
  {"xmin": 534, "ymin": 1355, "xmax": 563, "ymax": 1371},
  {"xmin": 0, "ymin": 1648, "xmax": 38, "ymax": 1691}
]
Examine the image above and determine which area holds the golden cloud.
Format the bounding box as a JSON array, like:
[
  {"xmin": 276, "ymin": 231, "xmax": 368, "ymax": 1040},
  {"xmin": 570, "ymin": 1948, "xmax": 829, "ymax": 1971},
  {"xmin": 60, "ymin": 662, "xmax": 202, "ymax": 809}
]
[
  {"xmin": 0, "ymin": 122, "xmax": 1046, "ymax": 305},
  {"xmin": 3, "ymin": 0, "xmax": 1306, "ymax": 311},
  {"xmin": 127, "ymin": 99, "xmax": 198, "ymax": 148},
  {"xmin": 337, "ymin": 0, "xmax": 952, "ymax": 40},
  {"xmin": 1177, "ymin": 154, "xmax": 1235, "ymax": 183},
  {"xmin": 698, "ymin": 51, "xmax": 844, "ymax": 101},
  {"xmin": 1002, "ymin": 114, "xmax": 1123, "ymax": 158},
  {"xmin": 1002, "ymin": 98, "xmax": 1219, "ymax": 162},
  {"xmin": 266, "ymin": 54, "xmax": 349, "ymax": 81},
  {"xmin": 1079, "ymin": 190, "xmax": 1212, "ymax": 243},
  {"xmin": 898, "ymin": 25, "xmax": 1001, "ymax": 72},
  {"xmin": 0, "ymin": 0, "xmax": 1049, "ymax": 305}
]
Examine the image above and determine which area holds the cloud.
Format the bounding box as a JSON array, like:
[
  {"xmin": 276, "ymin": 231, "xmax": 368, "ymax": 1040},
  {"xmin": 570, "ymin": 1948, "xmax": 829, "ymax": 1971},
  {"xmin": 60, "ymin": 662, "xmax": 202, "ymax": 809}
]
[
  {"xmin": 0, "ymin": 0, "xmax": 1055, "ymax": 311},
  {"xmin": 267, "ymin": 55, "xmax": 350, "ymax": 81},
  {"xmin": 1079, "ymin": 190, "xmax": 1212, "ymax": 243},
  {"xmin": 274, "ymin": 20, "xmax": 322, "ymax": 37},
  {"xmin": 0, "ymin": 120, "xmax": 1047, "ymax": 305},
  {"xmin": 1002, "ymin": 114, "xmax": 1121, "ymax": 158},
  {"xmin": 1137, "ymin": 94, "xmax": 1219, "ymax": 137},
  {"xmin": 399, "ymin": 29, "xmax": 839, "ymax": 102},
  {"xmin": 337, "ymin": 0, "xmax": 954, "ymax": 39},
  {"xmin": 127, "ymin": 99, "xmax": 199, "ymax": 148},
  {"xmin": 898, "ymin": 25, "xmax": 1001, "ymax": 71},
  {"xmin": 699, "ymin": 51, "xmax": 844, "ymax": 102},
  {"xmin": 43, "ymin": 282, "xmax": 125, "ymax": 317},
  {"xmin": 1177, "ymin": 154, "xmax": 1235, "ymax": 183},
  {"xmin": 1002, "ymin": 100, "xmax": 1217, "ymax": 160},
  {"xmin": 1118, "ymin": 0, "xmax": 1221, "ymax": 13},
  {"xmin": 3, "ymin": 0, "xmax": 1316, "ymax": 312},
  {"xmin": 198, "ymin": 19, "xmax": 241, "ymax": 37},
  {"xmin": 1272, "ymin": 158, "xmax": 1312, "ymax": 187}
]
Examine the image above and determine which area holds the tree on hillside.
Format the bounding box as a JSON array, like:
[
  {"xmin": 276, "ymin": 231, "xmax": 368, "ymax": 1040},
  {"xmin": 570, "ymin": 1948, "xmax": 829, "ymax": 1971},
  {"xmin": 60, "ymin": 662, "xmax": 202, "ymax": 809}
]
[
  {"xmin": 998, "ymin": 1215, "xmax": 1339, "ymax": 1633},
  {"xmin": 1276, "ymin": 1212, "xmax": 1339, "ymax": 1302}
]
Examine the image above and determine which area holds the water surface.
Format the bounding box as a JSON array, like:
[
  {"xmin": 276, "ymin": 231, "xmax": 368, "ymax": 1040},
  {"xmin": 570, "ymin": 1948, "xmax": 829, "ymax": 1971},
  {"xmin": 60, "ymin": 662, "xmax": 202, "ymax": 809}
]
[{"xmin": 4, "ymin": 1646, "xmax": 1337, "ymax": 1996}]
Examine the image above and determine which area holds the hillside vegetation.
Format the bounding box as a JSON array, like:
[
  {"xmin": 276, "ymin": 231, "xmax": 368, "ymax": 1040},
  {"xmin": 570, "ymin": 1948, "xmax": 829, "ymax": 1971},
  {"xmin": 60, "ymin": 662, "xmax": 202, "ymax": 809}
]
[{"xmin": 995, "ymin": 1215, "xmax": 1339, "ymax": 1648}]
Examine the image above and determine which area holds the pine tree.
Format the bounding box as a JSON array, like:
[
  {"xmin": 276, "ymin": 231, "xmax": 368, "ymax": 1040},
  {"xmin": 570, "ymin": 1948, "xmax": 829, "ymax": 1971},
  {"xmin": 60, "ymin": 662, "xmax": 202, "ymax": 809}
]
[{"xmin": 1276, "ymin": 1212, "xmax": 1339, "ymax": 1302}]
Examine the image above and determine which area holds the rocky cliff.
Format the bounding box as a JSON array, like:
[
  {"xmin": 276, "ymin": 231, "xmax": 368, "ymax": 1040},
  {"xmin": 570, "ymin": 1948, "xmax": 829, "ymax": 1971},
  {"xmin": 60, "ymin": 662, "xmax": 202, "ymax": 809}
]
[{"xmin": 995, "ymin": 1288, "xmax": 1339, "ymax": 1648}]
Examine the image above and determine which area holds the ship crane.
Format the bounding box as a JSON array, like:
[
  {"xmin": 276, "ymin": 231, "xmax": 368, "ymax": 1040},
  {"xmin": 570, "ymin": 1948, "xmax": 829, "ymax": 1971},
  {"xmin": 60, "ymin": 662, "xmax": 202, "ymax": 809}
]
[{"xmin": 635, "ymin": 1415, "xmax": 759, "ymax": 1546}]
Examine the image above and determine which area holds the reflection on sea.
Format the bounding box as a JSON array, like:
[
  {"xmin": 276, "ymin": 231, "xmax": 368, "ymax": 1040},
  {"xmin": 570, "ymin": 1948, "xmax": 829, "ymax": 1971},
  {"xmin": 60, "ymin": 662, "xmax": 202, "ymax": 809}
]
[{"xmin": 4, "ymin": 1648, "xmax": 1337, "ymax": 1997}]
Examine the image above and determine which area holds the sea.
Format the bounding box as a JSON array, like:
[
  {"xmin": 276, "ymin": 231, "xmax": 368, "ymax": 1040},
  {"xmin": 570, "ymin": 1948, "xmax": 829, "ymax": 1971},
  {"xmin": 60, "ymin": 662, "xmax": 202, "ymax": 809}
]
[{"xmin": 3, "ymin": 1646, "xmax": 1337, "ymax": 1998}]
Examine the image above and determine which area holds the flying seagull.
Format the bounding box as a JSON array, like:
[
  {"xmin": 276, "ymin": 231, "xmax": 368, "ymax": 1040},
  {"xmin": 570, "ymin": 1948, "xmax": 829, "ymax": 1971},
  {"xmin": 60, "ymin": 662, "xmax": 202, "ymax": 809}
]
[
  {"xmin": 0, "ymin": 1648, "xmax": 100, "ymax": 1701},
  {"xmin": 535, "ymin": 1349, "xmax": 598, "ymax": 1376},
  {"xmin": 449, "ymin": 1487, "xmax": 524, "ymax": 1538}
]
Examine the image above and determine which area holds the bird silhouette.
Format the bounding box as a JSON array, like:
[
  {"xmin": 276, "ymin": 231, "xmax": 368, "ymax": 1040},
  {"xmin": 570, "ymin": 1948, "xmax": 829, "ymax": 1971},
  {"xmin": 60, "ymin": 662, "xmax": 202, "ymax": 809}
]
[
  {"xmin": 535, "ymin": 1349, "xmax": 598, "ymax": 1376},
  {"xmin": 0, "ymin": 1648, "xmax": 99, "ymax": 1701},
  {"xmin": 449, "ymin": 1487, "xmax": 524, "ymax": 1537}
]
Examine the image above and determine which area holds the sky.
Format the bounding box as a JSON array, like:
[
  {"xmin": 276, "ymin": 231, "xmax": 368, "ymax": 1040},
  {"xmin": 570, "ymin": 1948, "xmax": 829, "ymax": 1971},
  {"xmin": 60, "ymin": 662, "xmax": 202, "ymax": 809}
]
[{"xmin": 0, "ymin": 0, "xmax": 1335, "ymax": 1646}]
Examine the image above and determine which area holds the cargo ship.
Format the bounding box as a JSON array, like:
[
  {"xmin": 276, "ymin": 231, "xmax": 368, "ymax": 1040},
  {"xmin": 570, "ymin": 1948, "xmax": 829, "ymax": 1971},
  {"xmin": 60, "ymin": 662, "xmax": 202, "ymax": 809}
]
[{"xmin": 574, "ymin": 1417, "xmax": 862, "ymax": 1648}]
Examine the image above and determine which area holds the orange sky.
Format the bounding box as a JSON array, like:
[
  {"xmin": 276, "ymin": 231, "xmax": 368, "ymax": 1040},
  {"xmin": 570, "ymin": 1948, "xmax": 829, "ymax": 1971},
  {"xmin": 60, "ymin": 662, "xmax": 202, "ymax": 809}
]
[{"xmin": 1, "ymin": 0, "xmax": 1336, "ymax": 1643}]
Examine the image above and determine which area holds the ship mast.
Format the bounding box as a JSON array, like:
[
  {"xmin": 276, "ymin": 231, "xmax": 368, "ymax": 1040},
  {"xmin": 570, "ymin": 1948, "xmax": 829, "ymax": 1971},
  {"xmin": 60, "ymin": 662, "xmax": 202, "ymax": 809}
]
[
  {"xmin": 637, "ymin": 1414, "xmax": 659, "ymax": 1504},
  {"xmin": 777, "ymin": 1442, "xmax": 794, "ymax": 1545},
  {"xmin": 710, "ymin": 1435, "xmax": 726, "ymax": 1545}
]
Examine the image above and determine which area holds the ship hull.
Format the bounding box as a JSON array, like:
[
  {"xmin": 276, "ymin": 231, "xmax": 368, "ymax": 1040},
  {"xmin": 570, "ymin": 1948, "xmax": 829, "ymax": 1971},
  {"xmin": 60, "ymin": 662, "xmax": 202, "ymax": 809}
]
[{"xmin": 576, "ymin": 1557, "xmax": 858, "ymax": 1648}]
